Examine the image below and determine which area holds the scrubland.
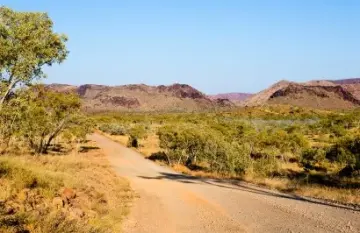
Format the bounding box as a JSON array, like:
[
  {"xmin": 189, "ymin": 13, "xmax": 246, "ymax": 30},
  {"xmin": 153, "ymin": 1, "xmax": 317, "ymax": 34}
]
[{"xmin": 94, "ymin": 105, "xmax": 360, "ymax": 206}]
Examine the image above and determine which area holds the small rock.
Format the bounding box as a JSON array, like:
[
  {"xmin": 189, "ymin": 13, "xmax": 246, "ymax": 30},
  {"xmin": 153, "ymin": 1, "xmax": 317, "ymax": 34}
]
[
  {"xmin": 69, "ymin": 207, "xmax": 85, "ymax": 219},
  {"xmin": 18, "ymin": 188, "xmax": 30, "ymax": 202},
  {"xmin": 62, "ymin": 188, "xmax": 76, "ymax": 204},
  {"xmin": 52, "ymin": 197, "xmax": 64, "ymax": 209}
]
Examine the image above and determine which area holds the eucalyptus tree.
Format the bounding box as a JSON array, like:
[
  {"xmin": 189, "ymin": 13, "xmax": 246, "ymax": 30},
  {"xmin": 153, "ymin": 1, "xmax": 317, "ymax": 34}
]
[
  {"xmin": 15, "ymin": 85, "xmax": 87, "ymax": 154},
  {"xmin": 0, "ymin": 7, "xmax": 68, "ymax": 106}
]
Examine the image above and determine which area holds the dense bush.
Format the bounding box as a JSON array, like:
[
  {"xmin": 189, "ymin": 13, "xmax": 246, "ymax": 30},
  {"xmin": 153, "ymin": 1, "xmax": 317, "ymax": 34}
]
[
  {"xmin": 127, "ymin": 125, "xmax": 148, "ymax": 148},
  {"xmin": 300, "ymin": 135, "xmax": 360, "ymax": 176},
  {"xmin": 128, "ymin": 125, "xmax": 148, "ymax": 139},
  {"xmin": 327, "ymin": 136, "xmax": 360, "ymax": 170},
  {"xmin": 300, "ymin": 148, "xmax": 326, "ymax": 169},
  {"xmin": 99, "ymin": 123, "xmax": 127, "ymax": 135},
  {"xmin": 158, "ymin": 124, "xmax": 252, "ymax": 175}
]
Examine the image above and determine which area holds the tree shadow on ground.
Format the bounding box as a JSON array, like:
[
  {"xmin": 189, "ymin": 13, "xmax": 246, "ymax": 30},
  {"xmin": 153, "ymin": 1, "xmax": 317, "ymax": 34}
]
[
  {"xmin": 273, "ymin": 168, "xmax": 360, "ymax": 189},
  {"xmin": 147, "ymin": 152, "xmax": 205, "ymax": 171},
  {"xmin": 79, "ymin": 146, "xmax": 100, "ymax": 153},
  {"xmin": 147, "ymin": 152, "xmax": 168, "ymax": 162},
  {"xmin": 46, "ymin": 144, "xmax": 71, "ymax": 155},
  {"xmin": 138, "ymin": 172, "xmax": 359, "ymax": 212}
]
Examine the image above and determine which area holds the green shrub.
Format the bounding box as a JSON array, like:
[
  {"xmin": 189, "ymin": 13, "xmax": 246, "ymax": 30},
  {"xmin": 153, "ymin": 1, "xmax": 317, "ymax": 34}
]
[
  {"xmin": 300, "ymin": 148, "xmax": 326, "ymax": 169},
  {"xmin": 326, "ymin": 136, "xmax": 360, "ymax": 169},
  {"xmin": 99, "ymin": 124, "xmax": 127, "ymax": 135},
  {"xmin": 127, "ymin": 135, "xmax": 139, "ymax": 148},
  {"xmin": 157, "ymin": 124, "xmax": 251, "ymax": 175},
  {"xmin": 251, "ymin": 156, "xmax": 280, "ymax": 177},
  {"xmin": 128, "ymin": 125, "xmax": 147, "ymax": 139},
  {"xmin": 125, "ymin": 125, "xmax": 148, "ymax": 148}
]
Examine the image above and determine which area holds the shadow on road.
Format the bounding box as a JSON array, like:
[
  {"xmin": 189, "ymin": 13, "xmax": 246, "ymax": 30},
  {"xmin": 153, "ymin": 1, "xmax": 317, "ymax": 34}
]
[{"xmin": 138, "ymin": 172, "xmax": 359, "ymax": 212}]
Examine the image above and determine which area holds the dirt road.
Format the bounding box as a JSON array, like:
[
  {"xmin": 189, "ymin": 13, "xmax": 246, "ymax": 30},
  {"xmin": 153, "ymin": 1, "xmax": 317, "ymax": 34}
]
[{"xmin": 90, "ymin": 133, "xmax": 360, "ymax": 233}]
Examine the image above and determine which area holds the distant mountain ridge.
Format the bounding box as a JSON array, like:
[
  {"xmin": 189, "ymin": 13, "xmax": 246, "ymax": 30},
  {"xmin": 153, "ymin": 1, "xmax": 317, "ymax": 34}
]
[
  {"xmin": 330, "ymin": 78, "xmax": 360, "ymax": 100},
  {"xmin": 208, "ymin": 93, "xmax": 253, "ymax": 105},
  {"xmin": 47, "ymin": 83, "xmax": 234, "ymax": 112},
  {"xmin": 331, "ymin": 78, "xmax": 360, "ymax": 85},
  {"xmin": 48, "ymin": 77, "xmax": 360, "ymax": 111},
  {"xmin": 244, "ymin": 78, "xmax": 360, "ymax": 109}
]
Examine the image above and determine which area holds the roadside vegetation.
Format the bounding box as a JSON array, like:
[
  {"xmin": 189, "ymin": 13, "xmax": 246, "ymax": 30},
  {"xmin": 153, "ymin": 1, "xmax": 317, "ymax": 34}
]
[
  {"xmin": 0, "ymin": 144, "xmax": 132, "ymax": 233},
  {"xmin": 0, "ymin": 7, "xmax": 132, "ymax": 232},
  {"xmin": 94, "ymin": 105, "xmax": 360, "ymax": 205}
]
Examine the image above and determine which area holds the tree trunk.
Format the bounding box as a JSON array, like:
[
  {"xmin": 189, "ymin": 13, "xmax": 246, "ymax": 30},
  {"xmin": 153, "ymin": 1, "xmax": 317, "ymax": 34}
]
[
  {"xmin": 43, "ymin": 116, "xmax": 69, "ymax": 153},
  {"xmin": 0, "ymin": 78, "xmax": 17, "ymax": 107},
  {"xmin": 165, "ymin": 151, "xmax": 172, "ymax": 165}
]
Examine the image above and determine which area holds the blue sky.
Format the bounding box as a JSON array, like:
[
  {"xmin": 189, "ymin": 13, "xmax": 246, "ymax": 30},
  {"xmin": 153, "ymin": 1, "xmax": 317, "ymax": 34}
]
[{"xmin": 3, "ymin": 1, "xmax": 360, "ymax": 94}]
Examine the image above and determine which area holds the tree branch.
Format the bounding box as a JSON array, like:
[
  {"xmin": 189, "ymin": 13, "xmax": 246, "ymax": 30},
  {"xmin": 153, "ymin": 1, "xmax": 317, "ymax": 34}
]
[
  {"xmin": 0, "ymin": 76, "xmax": 17, "ymax": 107},
  {"xmin": 43, "ymin": 115, "xmax": 70, "ymax": 153}
]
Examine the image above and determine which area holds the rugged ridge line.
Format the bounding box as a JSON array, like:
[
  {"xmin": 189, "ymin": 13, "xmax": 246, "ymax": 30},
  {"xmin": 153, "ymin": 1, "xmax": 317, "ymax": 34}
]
[
  {"xmin": 245, "ymin": 78, "xmax": 360, "ymax": 109},
  {"xmin": 47, "ymin": 83, "xmax": 234, "ymax": 112}
]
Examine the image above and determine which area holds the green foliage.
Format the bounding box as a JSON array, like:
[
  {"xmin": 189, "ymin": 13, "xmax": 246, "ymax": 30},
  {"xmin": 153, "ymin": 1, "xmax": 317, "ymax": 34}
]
[
  {"xmin": 0, "ymin": 7, "xmax": 68, "ymax": 105},
  {"xmin": 92, "ymin": 107, "xmax": 360, "ymax": 179},
  {"xmin": 300, "ymin": 148, "xmax": 326, "ymax": 169},
  {"xmin": 0, "ymin": 85, "xmax": 90, "ymax": 154},
  {"xmin": 0, "ymin": 7, "xmax": 80, "ymax": 154},
  {"xmin": 157, "ymin": 124, "xmax": 251, "ymax": 175},
  {"xmin": 251, "ymin": 157, "xmax": 280, "ymax": 177},
  {"xmin": 314, "ymin": 113, "xmax": 360, "ymax": 137},
  {"xmin": 17, "ymin": 86, "xmax": 83, "ymax": 153},
  {"xmin": 99, "ymin": 123, "xmax": 127, "ymax": 135},
  {"xmin": 254, "ymin": 128, "xmax": 309, "ymax": 157},
  {"xmin": 300, "ymin": 135, "xmax": 360, "ymax": 176},
  {"xmin": 128, "ymin": 125, "xmax": 147, "ymax": 139},
  {"xmin": 327, "ymin": 136, "xmax": 360, "ymax": 169},
  {"xmin": 126, "ymin": 125, "xmax": 148, "ymax": 148}
]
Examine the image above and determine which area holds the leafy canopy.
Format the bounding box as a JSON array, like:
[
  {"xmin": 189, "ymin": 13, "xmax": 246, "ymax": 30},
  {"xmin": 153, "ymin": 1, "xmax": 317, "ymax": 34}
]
[{"xmin": 0, "ymin": 7, "xmax": 68, "ymax": 104}]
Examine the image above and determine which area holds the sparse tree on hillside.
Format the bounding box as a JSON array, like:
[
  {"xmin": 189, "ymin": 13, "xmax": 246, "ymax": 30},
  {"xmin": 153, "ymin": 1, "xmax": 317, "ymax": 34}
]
[{"xmin": 0, "ymin": 7, "xmax": 68, "ymax": 106}]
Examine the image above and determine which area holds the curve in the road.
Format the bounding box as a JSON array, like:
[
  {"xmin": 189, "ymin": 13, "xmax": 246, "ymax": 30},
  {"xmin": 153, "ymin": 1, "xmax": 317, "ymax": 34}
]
[{"xmin": 90, "ymin": 133, "xmax": 360, "ymax": 233}]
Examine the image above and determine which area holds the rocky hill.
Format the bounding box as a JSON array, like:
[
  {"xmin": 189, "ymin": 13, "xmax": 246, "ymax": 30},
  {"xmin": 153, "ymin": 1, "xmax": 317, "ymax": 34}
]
[
  {"xmin": 244, "ymin": 79, "xmax": 360, "ymax": 109},
  {"xmin": 48, "ymin": 83, "xmax": 234, "ymax": 112},
  {"xmin": 208, "ymin": 93, "xmax": 253, "ymax": 105},
  {"xmin": 330, "ymin": 78, "xmax": 360, "ymax": 100}
]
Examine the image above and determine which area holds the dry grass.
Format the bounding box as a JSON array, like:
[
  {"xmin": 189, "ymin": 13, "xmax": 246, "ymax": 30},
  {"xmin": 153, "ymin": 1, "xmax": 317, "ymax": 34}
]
[
  {"xmin": 96, "ymin": 130, "xmax": 128, "ymax": 146},
  {"xmin": 244, "ymin": 176, "xmax": 360, "ymax": 205},
  {"xmin": 138, "ymin": 134, "xmax": 161, "ymax": 157},
  {"xmin": 171, "ymin": 163, "xmax": 360, "ymax": 205},
  {"xmin": 0, "ymin": 141, "xmax": 133, "ymax": 233}
]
